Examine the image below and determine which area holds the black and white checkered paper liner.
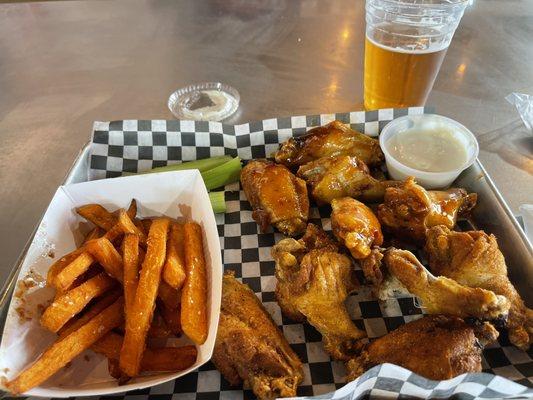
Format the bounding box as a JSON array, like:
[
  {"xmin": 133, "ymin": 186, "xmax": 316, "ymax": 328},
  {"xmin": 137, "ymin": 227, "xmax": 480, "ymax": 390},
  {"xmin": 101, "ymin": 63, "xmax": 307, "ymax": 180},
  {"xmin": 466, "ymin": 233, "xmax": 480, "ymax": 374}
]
[
  {"xmin": 290, "ymin": 364, "xmax": 533, "ymax": 400},
  {"xmin": 85, "ymin": 109, "xmax": 533, "ymax": 399}
]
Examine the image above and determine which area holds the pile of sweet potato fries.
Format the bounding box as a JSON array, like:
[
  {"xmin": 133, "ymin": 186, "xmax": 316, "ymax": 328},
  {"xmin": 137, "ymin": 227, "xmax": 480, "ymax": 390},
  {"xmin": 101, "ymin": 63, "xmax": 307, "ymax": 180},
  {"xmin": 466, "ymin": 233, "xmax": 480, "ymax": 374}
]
[{"xmin": 7, "ymin": 200, "xmax": 208, "ymax": 394}]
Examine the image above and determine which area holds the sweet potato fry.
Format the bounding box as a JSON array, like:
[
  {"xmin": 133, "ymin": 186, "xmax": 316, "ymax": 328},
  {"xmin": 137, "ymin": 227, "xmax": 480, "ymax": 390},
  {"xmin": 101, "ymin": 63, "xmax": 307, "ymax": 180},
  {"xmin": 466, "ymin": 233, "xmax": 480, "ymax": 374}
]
[
  {"xmin": 134, "ymin": 219, "xmax": 146, "ymax": 235},
  {"xmin": 53, "ymin": 252, "xmax": 95, "ymax": 292},
  {"xmin": 102, "ymin": 224, "xmax": 124, "ymax": 244},
  {"xmin": 142, "ymin": 345, "xmax": 197, "ymax": 372},
  {"xmin": 159, "ymin": 301, "xmax": 182, "ymax": 336},
  {"xmin": 50, "ymin": 226, "xmax": 103, "ymax": 292},
  {"xmin": 46, "ymin": 248, "xmax": 84, "ymax": 285},
  {"xmin": 158, "ymin": 281, "xmax": 181, "ymax": 310},
  {"xmin": 141, "ymin": 218, "xmax": 152, "ymax": 233},
  {"xmin": 7, "ymin": 297, "xmax": 124, "ymax": 395},
  {"xmin": 122, "ymin": 234, "xmax": 140, "ymax": 317},
  {"xmin": 181, "ymin": 222, "xmax": 208, "ymax": 345},
  {"xmin": 120, "ymin": 218, "xmax": 169, "ymax": 377},
  {"xmin": 92, "ymin": 332, "xmax": 123, "ymax": 359},
  {"xmin": 126, "ymin": 199, "xmax": 137, "ymax": 220},
  {"xmin": 148, "ymin": 312, "xmax": 172, "ymax": 338},
  {"xmin": 41, "ymin": 272, "xmax": 116, "ymax": 332},
  {"xmin": 107, "ymin": 358, "xmax": 122, "ymax": 380},
  {"xmin": 138, "ymin": 245, "xmax": 146, "ymax": 264},
  {"xmin": 84, "ymin": 227, "xmax": 103, "ymax": 243},
  {"xmin": 118, "ymin": 210, "xmax": 147, "ymax": 245},
  {"xmin": 163, "ymin": 223, "xmax": 186, "ymax": 290},
  {"xmin": 93, "ymin": 333, "xmax": 197, "ymax": 372},
  {"xmin": 85, "ymin": 237, "xmax": 123, "ymax": 282},
  {"xmin": 76, "ymin": 204, "xmax": 117, "ymax": 231},
  {"xmin": 58, "ymin": 288, "xmax": 122, "ymax": 338}
]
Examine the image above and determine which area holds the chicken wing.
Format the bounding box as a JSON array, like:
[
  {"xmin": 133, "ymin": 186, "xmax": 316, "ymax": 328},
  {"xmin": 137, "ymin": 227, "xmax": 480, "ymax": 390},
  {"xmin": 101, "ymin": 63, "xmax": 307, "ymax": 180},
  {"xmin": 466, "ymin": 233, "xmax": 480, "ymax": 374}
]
[
  {"xmin": 378, "ymin": 177, "xmax": 477, "ymax": 243},
  {"xmin": 379, "ymin": 248, "xmax": 510, "ymax": 320},
  {"xmin": 241, "ymin": 160, "xmax": 309, "ymax": 236},
  {"xmin": 346, "ymin": 315, "xmax": 499, "ymax": 381},
  {"xmin": 297, "ymin": 155, "xmax": 401, "ymax": 204},
  {"xmin": 331, "ymin": 197, "xmax": 383, "ymax": 259},
  {"xmin": 274, "ymin": 121, "xmax": 384, "ymax": 168},
  {"xmin": 426, "ymin": 225, "xmax": 533, "ymax": 350},
  {"xmin": 272, "ymin": 224, "xmax": 366, "ymax": 360},
  {"xmin": 213, "ymin": 272, "xmax": 303, "ymax": 400}
]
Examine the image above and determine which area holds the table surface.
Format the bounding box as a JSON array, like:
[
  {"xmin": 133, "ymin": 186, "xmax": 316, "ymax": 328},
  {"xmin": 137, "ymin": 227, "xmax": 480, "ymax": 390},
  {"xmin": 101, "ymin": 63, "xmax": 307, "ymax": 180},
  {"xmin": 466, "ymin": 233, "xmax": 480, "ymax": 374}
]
[{"xmin": 0, "ymin": 0, "xmax": 532, "ymax": 285}]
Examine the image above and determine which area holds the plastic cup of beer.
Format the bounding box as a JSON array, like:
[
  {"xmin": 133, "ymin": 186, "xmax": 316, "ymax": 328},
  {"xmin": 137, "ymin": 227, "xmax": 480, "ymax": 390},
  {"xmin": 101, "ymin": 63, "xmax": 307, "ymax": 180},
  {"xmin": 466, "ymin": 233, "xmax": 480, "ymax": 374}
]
[{"xmin": 364, "ymin": 0, "xmax": 469, "ymax": 110}]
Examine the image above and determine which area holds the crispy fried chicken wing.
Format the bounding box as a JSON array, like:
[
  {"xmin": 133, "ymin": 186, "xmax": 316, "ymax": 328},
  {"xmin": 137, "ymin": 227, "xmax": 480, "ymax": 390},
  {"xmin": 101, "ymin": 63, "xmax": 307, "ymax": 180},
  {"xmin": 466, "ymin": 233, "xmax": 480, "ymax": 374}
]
[
  {"xmin": 213, "ymin": 272, "xmax": 303, "ymax": 400},
  {"xmin": 272, "ymin": 224, "xmax": 366, "ymax": 360},
  {"xmin": 360, "ymin": 247, "xmax": 385, "ymax": 286},
  {"xmin": 241, "ymin": 160, "xmax": 309, "ymax": 236},
  {"xmin": 346, "ymin": 315, "xmax": 499, "ymax": 381},
  {"xmin": 426, "ymin": 225, "xmax": 533, "ymax": 350},
  {"xmin": 274, "ymin": 121, "xmax": 384, "ymax": 168},
  {"xmin": 299, "ymin": 221, "xmax": 340, "ymax": 252},
  {"xmin": 381, "ymin": 248, "xmax": 510, "ymax": 320},
  {"xmin": 378, "ymin": 177, "xmax": 477, "ymax": 243},
  {"xmin": 331, "ymin": 197, "xmax": 383, "ymax": 259},
  {"xmin": 297, "ymin": 156, "xmax": 401, "ymax": 204}
]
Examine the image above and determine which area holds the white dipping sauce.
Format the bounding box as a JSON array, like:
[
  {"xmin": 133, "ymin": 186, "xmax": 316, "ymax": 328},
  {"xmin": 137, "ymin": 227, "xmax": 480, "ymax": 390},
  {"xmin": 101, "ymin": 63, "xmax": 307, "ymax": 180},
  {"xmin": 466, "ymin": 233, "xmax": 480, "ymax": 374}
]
[{"xmin": 386, "ymin": 126, "xmax": 467, "ymax": 172}]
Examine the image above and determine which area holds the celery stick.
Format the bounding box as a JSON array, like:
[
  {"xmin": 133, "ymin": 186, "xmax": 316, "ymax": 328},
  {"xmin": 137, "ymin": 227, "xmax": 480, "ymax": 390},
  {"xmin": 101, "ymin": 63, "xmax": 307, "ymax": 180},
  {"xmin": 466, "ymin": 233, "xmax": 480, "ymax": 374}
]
[
  {"xmin": 146, "ymin": 155, "xmax": 232, "ymax": 174},
  {"xmin": 209, "ymin": 191, "xmax": 226, "ymax": 214},
  {"xmin": 201, "ymin": 157, "xmax": 242, "ymax": 190}
]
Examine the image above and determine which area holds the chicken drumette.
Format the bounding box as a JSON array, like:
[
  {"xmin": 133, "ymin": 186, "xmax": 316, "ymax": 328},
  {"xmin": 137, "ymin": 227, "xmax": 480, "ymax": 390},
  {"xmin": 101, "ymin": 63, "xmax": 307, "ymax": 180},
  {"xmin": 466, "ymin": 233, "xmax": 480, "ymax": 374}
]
[
  {"xmin": 378, "ymin": 177, "xmax": 477, "ymax": 243},
  {"xmin": 360, "ymin": 248, "xmax": 510, "ymax": 321},
  {"xmin": 346, "ymin": 315, "xmax": 499, "ymax": 381},
  {"xmin": 274, "ymin": 121, "xmax": 384, "ymax": 168},
  {"xmin": 213, "ymin": 272, "xmax": 303, "ymax": 400},
  {"xmin": 331, "ymin": 197, "xmax": 383, "ymax": 259},
  {"xmin": 272, "ymin": 224, "xmax": 366, "ymax": 360},
  {"xmin": 297, "ymin": 155, "xmax": 401, "ymax": 204},
  {"xmin": 241, "ymin": 160, "xmax": 309, "ymax": 236},
  {"xmin": 426, "ymin": 225, "xmax": 533, "ymax": 350}
]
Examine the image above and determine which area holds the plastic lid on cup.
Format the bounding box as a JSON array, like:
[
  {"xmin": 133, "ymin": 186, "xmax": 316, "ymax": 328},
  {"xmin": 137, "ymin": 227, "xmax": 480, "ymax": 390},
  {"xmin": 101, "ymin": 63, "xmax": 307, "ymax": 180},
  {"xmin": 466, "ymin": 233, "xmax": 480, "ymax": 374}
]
[{"xmin": 168, "ymin": 82, "xmax": 240, "ymax": 121}]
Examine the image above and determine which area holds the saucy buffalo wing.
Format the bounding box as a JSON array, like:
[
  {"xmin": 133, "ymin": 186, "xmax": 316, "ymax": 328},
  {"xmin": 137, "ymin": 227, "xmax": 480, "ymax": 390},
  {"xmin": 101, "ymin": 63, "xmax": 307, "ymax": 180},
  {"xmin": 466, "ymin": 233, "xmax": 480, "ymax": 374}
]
[
  {"xmin": 274, "ymin": 121, "xmax": 384, "ymax": 168},
  {"xmin": 297, "ymin": 155, "xmax": 401, "ymax": 204},
  {"xmin": 378, "ymin": 177, "xmax": 477, "ymax": 243},
  {"xmin": 331, "ymin": 197, "xmax": 383, "ymax": 259},
  {"xmin": 241, "ymin": 160, "xmax": 309, "ymax": 236}
]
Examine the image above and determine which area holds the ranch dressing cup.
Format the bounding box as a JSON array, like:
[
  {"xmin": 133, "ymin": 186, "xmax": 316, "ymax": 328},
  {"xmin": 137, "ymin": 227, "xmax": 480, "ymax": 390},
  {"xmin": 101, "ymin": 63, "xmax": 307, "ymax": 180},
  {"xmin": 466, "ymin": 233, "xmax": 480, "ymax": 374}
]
[{"xmin": 379, "ymin": 114, "xmax": 479, "ymax": 189}]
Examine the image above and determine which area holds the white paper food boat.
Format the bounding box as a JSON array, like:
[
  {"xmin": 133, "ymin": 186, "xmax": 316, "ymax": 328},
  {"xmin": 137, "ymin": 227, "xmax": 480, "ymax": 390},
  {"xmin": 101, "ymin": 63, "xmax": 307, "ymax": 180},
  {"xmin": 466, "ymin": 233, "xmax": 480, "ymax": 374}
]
[{"xmin": 0, "ymin": 170, "xmax": 222, "ymax": 397}]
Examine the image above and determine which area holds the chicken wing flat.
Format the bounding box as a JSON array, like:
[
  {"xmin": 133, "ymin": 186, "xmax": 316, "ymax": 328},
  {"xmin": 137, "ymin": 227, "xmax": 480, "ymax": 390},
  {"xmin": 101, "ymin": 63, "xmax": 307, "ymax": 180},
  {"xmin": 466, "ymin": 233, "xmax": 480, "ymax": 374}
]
[
  {"xmin": 381, "ymin": 248, "xmax": 510, "ymax": 320},
  {"xmin": 272, "ymin": 224, "xmax": 366, "ymax": 360},
  {"xmin": 213, "ymin": 272, "xmax": 303, "ymax": 400},
  {"xmin": 346, "ymin": 315, "xmax": 499, "ymax": 381},
  {"xmin": 378, "ymin": 177, "xmax": 477, "ymax": 243},
  {"xmin": 331, "ymin": 197, "xmax": 383, "ymax": 259},
  {"xmin": 274, "ymin": 121, "xmax": 384, "ymax": 168},
  {"xmin": 426, "ymin": 225, "xmax": 533, "ymax": 350},
  {"xmin": 297, "ymin": 155, "xmax": 401, "ymax": 204},
  {"xmin": 241, "ymin": 160, "xmax": 309, "ymax": 236}
]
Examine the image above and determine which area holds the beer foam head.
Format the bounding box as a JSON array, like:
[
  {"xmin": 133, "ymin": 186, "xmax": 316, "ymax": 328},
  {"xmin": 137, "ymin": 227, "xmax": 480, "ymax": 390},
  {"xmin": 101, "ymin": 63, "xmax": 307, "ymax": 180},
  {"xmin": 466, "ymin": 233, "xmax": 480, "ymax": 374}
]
[{"xmin": 366, "ymin": 34, "xmax": 449, "ymax": 54}]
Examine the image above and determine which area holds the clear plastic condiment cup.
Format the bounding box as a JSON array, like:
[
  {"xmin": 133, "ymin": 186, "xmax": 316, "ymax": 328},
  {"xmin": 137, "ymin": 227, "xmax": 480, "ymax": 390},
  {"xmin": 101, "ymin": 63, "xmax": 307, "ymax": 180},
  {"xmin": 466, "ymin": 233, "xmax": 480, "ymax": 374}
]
[{"xmin": 379, "ymin": 114, "xmax": 479, "ymax": 189}]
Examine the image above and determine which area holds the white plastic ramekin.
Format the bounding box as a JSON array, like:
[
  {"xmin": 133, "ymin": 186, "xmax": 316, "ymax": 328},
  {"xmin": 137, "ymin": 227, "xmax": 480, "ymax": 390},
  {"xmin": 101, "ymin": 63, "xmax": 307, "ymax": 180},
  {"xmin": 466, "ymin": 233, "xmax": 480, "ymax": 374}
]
[{"xmin": 379, "ymin": 114, "xmax": 479, "ymax": 189}]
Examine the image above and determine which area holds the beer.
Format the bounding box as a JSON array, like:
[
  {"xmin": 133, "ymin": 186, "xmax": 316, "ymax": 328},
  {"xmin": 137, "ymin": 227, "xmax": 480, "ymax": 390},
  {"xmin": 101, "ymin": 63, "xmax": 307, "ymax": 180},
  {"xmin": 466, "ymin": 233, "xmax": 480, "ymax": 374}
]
[
  {"xmin": 364, "ymin": 36, "xmax": 448, "ymax": 110},
  {"xmin": 364, "ymin": 0, "xmax": 467, "ymax": 111}
]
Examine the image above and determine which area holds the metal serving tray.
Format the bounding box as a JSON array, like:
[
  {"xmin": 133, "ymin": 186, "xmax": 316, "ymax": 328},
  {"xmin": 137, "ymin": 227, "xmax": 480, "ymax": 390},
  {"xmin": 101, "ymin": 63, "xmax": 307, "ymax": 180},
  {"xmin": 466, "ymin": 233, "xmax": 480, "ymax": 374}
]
[{"xmin": 1, "ymin": 142, "xmax": 532, "ymax": 332}]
